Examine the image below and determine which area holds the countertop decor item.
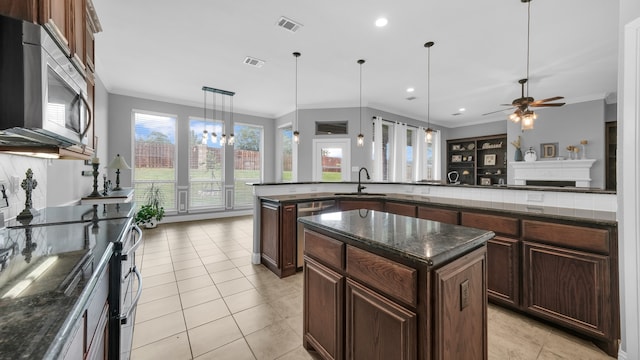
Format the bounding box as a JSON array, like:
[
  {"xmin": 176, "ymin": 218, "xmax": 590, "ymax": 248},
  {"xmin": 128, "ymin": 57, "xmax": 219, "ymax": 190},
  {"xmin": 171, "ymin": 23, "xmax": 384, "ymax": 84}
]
[
  {"xmin": 17, "ymin": 168, "xmax": 38, "ymax": 219},
  {"xmin": 580, "ymin": 139, "xmax": 588, "ymax": 159},
  {"xmin": 511, "ymin": 136, "xmax": 523, "ymax": 161},
  {"xmin": 524, "ymin": 146, "xmax": 537, "ymax": 162},
  {"xmin": 107, "ymin": 154, "xmax": 131, "ymax": 191},
  {"xmin": 86, "ymin": 159, "xmax": 103, "ymax": 198}
]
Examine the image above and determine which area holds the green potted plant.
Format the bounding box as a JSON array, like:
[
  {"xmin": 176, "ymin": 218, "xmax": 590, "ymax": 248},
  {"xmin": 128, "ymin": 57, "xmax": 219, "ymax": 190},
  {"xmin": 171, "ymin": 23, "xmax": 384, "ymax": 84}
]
[{"xmin": 135, "ymin": 183, "xmax": 165, "ymax": 228}]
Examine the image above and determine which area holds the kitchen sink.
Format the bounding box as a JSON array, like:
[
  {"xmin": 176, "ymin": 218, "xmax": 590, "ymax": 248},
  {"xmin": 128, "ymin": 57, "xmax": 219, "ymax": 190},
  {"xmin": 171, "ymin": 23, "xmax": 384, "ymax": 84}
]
[{"xmin": 333, "ymin": 192, "xmax": 387, "ymax": 196}]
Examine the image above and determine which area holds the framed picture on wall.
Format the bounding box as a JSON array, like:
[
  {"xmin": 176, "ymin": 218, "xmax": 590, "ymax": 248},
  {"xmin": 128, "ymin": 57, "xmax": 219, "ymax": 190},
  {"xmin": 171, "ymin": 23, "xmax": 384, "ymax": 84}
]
[
  {"xmin": 540, "ymin": 142, "xmax": 558, "ymax": 158},
  {"xmin": 484, "ymin": 154, "xmax": 496, "ymax": 166}
]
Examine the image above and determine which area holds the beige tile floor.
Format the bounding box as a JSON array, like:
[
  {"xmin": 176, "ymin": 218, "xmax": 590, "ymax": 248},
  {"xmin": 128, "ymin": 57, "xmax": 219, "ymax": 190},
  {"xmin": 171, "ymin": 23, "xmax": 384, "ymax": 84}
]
[{"xmin": 131, "ymin": 216, "xmax": 615, "ymax": 360}]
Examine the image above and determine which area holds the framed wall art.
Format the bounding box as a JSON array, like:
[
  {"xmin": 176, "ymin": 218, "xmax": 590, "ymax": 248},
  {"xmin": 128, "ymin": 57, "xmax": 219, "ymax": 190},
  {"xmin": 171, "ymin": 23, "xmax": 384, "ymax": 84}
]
[
  {"xmin": 484, "ymin": 154, "xmax": 496, "ymax": 166},
  {"xmin": 540, "ymin": 142, "xmax": 558, "ymax": 159}
]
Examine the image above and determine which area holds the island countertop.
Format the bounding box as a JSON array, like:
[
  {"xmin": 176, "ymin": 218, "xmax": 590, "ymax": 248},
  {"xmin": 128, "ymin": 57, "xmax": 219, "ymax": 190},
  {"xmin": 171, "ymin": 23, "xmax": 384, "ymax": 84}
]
[{"xmin": 298, "ymin": 209, "xmax": 494, "ymax": 268}]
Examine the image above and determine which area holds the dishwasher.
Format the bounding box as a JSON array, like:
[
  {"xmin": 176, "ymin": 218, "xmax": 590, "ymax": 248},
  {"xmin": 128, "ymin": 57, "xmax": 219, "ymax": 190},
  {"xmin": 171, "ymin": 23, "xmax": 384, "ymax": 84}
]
[{"xmin": 296, "ymin": 200, "xmax": 336, "ymax": 269}]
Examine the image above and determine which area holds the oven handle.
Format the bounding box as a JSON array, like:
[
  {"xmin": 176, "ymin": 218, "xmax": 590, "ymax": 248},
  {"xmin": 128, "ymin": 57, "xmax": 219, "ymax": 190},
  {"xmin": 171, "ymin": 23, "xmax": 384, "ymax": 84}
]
[
  {"xmin": 122, "ymin": 224, "xmax": 143, "ymax": 261},
  {"xmin": 120, "ymin": 265, "xmax": 142, "ymax": 325}
]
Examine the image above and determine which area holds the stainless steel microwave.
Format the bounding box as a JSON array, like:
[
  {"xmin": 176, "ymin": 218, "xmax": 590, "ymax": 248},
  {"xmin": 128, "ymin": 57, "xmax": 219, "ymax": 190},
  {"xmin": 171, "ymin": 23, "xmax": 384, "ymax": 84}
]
[{"xmin": 0, "ymin": 14, "xmax": 92, "ymax": 158}]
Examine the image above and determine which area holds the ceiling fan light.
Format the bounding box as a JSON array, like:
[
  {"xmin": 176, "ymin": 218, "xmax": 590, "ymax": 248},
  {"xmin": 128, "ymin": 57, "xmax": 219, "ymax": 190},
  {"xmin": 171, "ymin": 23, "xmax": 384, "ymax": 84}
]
[
  {"xmin": 509, "ymin": 112, "xmax": 521, "ymax": 122},
  {"xmin": 521, "ymin": 111, "xmax": 536, "ymax": 130}
]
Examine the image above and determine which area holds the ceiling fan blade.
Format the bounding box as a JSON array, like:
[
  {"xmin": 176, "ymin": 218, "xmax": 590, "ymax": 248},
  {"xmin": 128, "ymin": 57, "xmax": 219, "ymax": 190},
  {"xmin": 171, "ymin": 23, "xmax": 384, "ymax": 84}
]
[
  {"xmin": 531, "ymin": 96, "xmax": 564, "ymax": 104},
  {"xmin": 482, "ymin": 108, "xmax": 511, "ymax": 116},
  {"xmin": 529, "ymin": 102, "xmax": 566, "ymax": 107}
]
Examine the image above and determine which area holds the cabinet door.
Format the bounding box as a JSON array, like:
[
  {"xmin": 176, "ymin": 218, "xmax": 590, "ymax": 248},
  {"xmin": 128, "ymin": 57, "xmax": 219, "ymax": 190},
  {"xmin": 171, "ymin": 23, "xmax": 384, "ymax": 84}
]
[
  {"xmin": 70, "ymin": 0, "xmax": 85, "ymax": 69},
  {"xmin": 434, "ymin": 246, "xmax": 487, "ymax": 360},
  {"xmin": 417, "ymin": 207, "xmax": 458, "ymax": 225},
  {"xmin": 41, "ymin": 0, "xmax": 71, "ymax": 52},
  {"xmin": 280, "ymin": 204, "xmax": 297, "ymax": 277},
  {"xmin": 346, "ymin": 279, "xmax": 416, "ymax": 360},
  {"xmin": 523, "ymin": 241, "xmax": 610, "ymax": 338},
  {"xmin": 0, "ymin": 1, "xmax": 39, "ymax": 22},
  {"xmin": 304, "ymin": 257, "xmax": 344, "ymax": 360},
  {"xmin": 338, "ymin": 199, "xmax": 383, "ymax": 211},
  {"xmin": 384, "ymin": 202, "xmax": 416, "ymax": 217},
  {"xmin": 260, "ymin": 202, "xmax": 280, "ymax": 274},
  {"xmin": 487, "ymin": 236, "xmax": 519, "ymax": 307}
]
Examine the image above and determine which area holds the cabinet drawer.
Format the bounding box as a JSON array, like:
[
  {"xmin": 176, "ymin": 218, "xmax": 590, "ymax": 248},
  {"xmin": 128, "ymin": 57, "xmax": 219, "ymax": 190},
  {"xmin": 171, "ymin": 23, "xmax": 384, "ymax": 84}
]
[
  {"xmin": 346, "ymin": 245, "xmax": 417, "ymax": 307},
  {"xmin": 461, "ymin": 212, "xmax": 520, "ymax": 237},
  {"xmin": 417, "ymin": 207, "xmax": 459, "ymax": 225},
  {"xmin": 304, "ymin": 229, "xmax": 345, "ymax": 271},
  {"xmin": 522, "ymin": 220, "xmax": 610, "ymax": 254}
]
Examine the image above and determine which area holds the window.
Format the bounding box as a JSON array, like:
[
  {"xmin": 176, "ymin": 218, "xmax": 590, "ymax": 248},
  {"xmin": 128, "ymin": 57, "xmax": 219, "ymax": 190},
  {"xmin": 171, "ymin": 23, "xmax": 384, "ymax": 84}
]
[
  {"xmin": 281, "ymin": 126, "xmax": 293, "ymax": 182},
  {"xmin": 312, "ymin": 139, "xmax": 351, "ymax": 181},
  {"xmin": 233, "ymin": 123, "xmax": 263, "ymax": 208},
  {"xmin": 188, "ymin": 117, "xmax": 224, "ymax": 210},
  {"xmin": 133, "ymin": 111, "xmax": 177, "ymax": 211},
  {"xmin": 372, "ymin": 116, "xmax": 440, "ymax": 182}
]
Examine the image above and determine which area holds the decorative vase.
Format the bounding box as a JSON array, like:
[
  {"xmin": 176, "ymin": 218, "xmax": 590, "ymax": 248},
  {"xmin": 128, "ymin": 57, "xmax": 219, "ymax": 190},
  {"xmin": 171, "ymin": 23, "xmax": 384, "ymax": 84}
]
[{"xmin": 514, "ymin": 148, "xmax": 523, "ymax": 161}]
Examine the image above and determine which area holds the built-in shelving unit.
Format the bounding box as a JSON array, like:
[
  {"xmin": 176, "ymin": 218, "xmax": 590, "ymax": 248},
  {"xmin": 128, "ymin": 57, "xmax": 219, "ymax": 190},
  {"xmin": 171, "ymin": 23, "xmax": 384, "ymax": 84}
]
[{"xmin": 447, "ymin": 134, "xmax": 507, "ymax": 186}]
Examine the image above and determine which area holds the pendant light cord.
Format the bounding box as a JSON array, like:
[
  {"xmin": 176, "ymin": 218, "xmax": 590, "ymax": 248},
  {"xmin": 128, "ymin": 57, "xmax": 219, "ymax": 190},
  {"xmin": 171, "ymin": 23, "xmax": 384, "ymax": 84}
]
[
  {"xmin": 359, "ymin": 60, "xmax": 363, "ymax": 134},
  {"xmin": 526, "ymin": 0, "xmax": 531, "ymax": 98}
]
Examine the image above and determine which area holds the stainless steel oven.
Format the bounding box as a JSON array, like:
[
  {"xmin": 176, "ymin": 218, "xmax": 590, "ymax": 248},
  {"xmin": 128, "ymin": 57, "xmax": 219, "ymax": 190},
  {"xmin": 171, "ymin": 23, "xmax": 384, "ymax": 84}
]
[{"xmin": 110, "ymin": 223, "xmax": 143, "ymax": 360}]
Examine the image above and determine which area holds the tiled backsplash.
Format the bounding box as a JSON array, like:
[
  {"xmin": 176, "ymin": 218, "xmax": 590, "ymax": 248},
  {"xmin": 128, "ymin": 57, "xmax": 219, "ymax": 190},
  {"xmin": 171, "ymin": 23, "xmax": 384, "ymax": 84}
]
[{"xmin": 0, "ymin": 154, "xmax": 48, "ymax": 222}]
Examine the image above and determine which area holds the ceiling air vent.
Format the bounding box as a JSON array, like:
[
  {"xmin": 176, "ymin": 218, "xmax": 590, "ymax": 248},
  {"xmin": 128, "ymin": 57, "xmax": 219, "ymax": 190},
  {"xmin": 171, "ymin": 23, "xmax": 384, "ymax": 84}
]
[
  {"xmin": 277, "ymin": 16, "xmax": 303, "ymax": 33},
  {"xmin": 243, "ymin": 56, "xmax": 265, "ymax": 68},
  {"xmin": 406, "ymin": 96, "xmax": 417, "ymax": 101}
]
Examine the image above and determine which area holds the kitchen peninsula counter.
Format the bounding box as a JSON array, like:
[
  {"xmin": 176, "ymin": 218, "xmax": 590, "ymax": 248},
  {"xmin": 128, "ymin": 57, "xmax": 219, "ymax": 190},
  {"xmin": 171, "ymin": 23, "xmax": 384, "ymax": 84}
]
[{"xmin": 300, "ymin": 210, "xmax": 493, "ymax": 359}]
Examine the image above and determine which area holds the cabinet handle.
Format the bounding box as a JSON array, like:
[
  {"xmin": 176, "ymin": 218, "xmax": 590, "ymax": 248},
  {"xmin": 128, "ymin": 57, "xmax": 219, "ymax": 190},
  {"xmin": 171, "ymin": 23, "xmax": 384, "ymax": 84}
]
[
  {"xmin": 122, "ymin": 225, "xmax": 143, "ymax": 261},
  {"xmin": 120, "ymin": 265, "xmax": 142, "ymax": 325}
]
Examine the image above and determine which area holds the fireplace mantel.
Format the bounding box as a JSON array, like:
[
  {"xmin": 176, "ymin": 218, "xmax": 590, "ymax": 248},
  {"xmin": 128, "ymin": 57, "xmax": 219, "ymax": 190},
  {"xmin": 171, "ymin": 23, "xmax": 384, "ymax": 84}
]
[{"xmin": 510, "ymin": 159, "xmax": 597, "ymax": 188}]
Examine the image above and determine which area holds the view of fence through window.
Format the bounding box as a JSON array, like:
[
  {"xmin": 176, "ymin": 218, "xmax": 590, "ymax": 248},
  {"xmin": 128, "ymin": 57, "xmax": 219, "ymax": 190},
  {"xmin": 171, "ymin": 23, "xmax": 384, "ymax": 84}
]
[
  {"xmin": 234, "ymin": 123, "xmax": 262, "ymax": 207},
  {"xmin": 281, "ymin": 126, "xmax": 293, "ymax": 181},
  {"xmin": 133, "ymin": 111, "xmax": 177, "ymax": 211},
  {"xmin": 189, "ymin": 117, "xmax": 224, "ymax": 209}
]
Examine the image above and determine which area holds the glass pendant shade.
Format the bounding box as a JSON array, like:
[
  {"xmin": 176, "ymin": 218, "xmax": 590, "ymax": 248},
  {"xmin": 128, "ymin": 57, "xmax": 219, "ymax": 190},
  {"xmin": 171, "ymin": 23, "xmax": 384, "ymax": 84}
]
[
  {"xmin": 521, "ymin": 110, "xmax": 536, "ymax": 130},
  {"xmin": 293, "ymin": 130, "xmax": 300, "ymax": 144},
  {"xmin": 220, "ymin": 134, "xmax": 227, "ymax": 145},
  {"xmin": 425, "ymin": 128, "xmax": 433, "ymax": 143},
  {"xmin": 357, "ymin": 133, "xmax": 364, "ymax": 146},
  {"xmin": 228, "ymin": 133, "xmax": 235, "ymax": 146},
  {"xmin": 202, "ymin": 130, "xmax": 208, "ymax": 144}
]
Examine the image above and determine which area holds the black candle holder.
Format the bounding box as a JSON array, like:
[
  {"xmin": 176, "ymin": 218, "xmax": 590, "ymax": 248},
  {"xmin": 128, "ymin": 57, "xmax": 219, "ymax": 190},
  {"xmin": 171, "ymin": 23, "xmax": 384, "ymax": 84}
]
[{"xmin": 87, "ymin": 162, "xmax": 103, "ymax": 197}]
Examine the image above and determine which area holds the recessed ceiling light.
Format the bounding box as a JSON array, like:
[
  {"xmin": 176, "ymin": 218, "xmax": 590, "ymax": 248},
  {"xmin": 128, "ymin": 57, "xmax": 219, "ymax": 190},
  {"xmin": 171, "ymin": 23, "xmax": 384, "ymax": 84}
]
[
  {"xmin": 375, "ymin": 18, "xmax": 388, "ymax": 27},
  {"xmin": 459, "ymin": 108, "xmax": 466, "ymax": 112},
  {"xmin": 406, "ymin": 87, "xmax": 415, "ymax": 93}
]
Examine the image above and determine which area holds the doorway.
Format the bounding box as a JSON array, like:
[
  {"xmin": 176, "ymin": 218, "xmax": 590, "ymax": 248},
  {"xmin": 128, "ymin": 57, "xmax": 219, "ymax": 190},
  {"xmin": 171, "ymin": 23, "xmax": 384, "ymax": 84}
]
[{"xmin": 312, "ymin": 139, "xmax": 351, "ymax": 181}]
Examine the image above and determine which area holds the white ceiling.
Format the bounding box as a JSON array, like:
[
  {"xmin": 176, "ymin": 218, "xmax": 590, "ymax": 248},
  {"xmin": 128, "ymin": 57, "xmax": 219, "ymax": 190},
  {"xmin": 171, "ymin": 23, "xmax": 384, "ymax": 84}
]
[{"xmin": 92, "ymin": 0, "xmax": 619, "ymax": 128}]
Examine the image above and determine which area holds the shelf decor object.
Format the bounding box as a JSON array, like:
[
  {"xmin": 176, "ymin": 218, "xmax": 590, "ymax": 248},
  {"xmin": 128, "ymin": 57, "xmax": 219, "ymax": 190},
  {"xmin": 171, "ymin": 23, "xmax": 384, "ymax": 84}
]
[
  {"xmin": 17, "ymin": 168, "xmax": 39, "ymax": 219},
  {"xmin": 484, "ymin": 154, "xmax": 497, "ymax": 166},
  {"xmin": 540, "ymin": 143, "xmax": 558, "ymax": 158},
  {"xmin": 107, "ymin": 154, "xmax": 131, "ymax": 191}
]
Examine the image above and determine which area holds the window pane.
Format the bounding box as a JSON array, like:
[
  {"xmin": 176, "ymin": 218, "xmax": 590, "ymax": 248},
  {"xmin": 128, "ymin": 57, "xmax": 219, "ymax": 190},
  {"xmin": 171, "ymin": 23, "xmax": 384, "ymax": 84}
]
[
  {"xmin": 234, "ymin": 123, "xmax": 262, "ymax": 208},
  {"xmin": 321, "ymin": 147, "xmax": 343, "ymax": 181},
  {"xmin": 134, "ymin": 111, "xmax": 177, "ymax": 210},
  {"xmin": 406, "ymin": 129, "xmax": 414, "ymax": 181},
  {"xmin": 281, "ymin": 127, "xmax": 293, "ymax": 182},
  {"xmin": 188, "ymin": 117, "xmax": 224, "ymax": 209}
]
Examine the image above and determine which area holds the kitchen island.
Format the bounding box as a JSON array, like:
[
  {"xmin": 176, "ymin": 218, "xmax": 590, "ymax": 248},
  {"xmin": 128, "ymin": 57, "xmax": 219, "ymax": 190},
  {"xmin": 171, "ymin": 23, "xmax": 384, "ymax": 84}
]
[{"xmin": 299, "ymin": 210, "xmax": 494, "ymax": 360}]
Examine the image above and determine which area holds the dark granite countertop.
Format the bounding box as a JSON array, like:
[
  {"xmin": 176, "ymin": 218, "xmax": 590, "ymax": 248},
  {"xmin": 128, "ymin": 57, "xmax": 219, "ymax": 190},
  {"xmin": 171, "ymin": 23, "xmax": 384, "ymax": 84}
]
[
  {"xmin": 0, "ymin": 216, "xmax": 132, "ymax": 359},
  {"xmin": 248, "ymin": 181, "xmax": 615, "ymax": 195},
  {"xmin": 260, "ymin": 192, "xmax": 617, "ymax": 225},
  {"xmin": 6, "ymin": 203, "xmax": 135, "ymax": 228},
  {"xmin": 299, "ymin": 210, "xmax": 494, "ymax": 268}
]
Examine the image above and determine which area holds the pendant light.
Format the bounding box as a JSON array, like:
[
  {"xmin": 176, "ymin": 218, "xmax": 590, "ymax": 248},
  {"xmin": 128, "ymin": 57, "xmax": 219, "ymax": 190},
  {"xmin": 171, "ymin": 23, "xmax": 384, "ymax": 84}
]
[
  {"xmin": 424, "ymin": 41, "xmax": 435, "ymax": 143},
  {"xmin": 228, "ymin": 94, "xmax": 235, "ymax": 146},
  {"xmin": 293, "ymin": 52, "xmax": 301, "ymax": 144},
  {"xmin": 220, "ymin": 94, "xmax": 227, "ymax": 146},
  {"xmin": 357, "ymin": 59, "xmax": 365, "ymax": 147},
  {"xmin": 202, "ymin": 89, "xmax": 208, "ymax": 145}
]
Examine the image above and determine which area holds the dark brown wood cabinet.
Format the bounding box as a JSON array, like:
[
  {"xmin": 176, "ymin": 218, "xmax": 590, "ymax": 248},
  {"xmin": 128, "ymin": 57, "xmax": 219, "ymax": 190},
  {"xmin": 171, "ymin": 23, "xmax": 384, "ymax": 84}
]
[
  {"xmin": 346, "ymin": 279, "xmax": 417, "ymax": 360},
  {"xmin": 302, "ymin": 228, "xmax": 487, "ymax": 360},
  {"xmin": 338, "ymin": 199, "xmax": 384, "ymax": 211},
  {"xmin": 260, "ymin": 201, "xmax": 297, "ymax": 278},
  {"xmin": 417, "ymin": 206, "xmax": 458, "ymax": 224},
  {"xmin": 461, "ymin": 212, "xmax": 521, "ymax": 306},
  {"xmin": 304, "ymin": 257, "xmax": 344, "ymax": 360},
  {"xmin": 384, "ymin": 201, "xmax": 417, "ymax": 217}
]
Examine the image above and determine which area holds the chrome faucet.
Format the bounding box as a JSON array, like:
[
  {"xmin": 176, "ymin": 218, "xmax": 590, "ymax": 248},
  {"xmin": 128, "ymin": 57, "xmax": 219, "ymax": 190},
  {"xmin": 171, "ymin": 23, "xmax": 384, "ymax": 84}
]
[{"xmin": 357, "ymin": 167, "xmax": 370, "ymax": 194}]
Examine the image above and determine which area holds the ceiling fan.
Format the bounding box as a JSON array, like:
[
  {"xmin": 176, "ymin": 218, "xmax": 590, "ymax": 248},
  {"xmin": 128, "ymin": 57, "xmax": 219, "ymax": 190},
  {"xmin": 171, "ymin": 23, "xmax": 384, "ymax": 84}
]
[{"xmin": 483, "ymin": 0, "xmax": 565, "ymax": 130}]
